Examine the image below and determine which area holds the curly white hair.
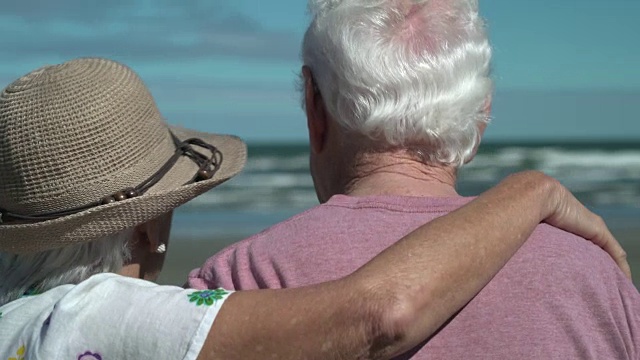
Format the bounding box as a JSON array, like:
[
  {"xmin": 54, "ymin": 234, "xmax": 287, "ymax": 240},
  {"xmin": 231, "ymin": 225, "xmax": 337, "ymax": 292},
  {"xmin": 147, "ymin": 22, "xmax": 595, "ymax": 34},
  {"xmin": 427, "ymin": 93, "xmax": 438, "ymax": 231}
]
[{"xmin": 302, "ymin": 0, "xmax": 492, "ymax": 166}]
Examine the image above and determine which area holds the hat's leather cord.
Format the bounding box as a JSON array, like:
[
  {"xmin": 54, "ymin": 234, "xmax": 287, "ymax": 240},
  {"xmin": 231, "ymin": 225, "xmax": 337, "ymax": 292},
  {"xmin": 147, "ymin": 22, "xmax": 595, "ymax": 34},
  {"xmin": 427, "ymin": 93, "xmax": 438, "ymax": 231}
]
[{"xmin": 0, "ymin": 132, "xmax": 223, "ymax": 224}]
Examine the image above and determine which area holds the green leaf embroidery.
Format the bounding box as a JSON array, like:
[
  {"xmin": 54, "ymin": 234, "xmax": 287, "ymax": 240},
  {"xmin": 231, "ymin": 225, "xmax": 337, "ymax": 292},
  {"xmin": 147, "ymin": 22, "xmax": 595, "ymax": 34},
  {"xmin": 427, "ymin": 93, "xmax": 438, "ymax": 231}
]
[{"xmin": 188, "ymin": 289, "xmax": 229, "ymax": 307}]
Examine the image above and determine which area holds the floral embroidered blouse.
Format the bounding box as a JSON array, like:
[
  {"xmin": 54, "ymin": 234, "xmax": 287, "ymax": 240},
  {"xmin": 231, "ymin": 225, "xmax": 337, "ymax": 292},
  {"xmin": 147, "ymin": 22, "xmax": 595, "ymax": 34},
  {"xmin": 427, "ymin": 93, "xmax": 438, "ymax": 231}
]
[{"xmin": 0, "ymin": 274, "xmax": 232, "ymax": 359}]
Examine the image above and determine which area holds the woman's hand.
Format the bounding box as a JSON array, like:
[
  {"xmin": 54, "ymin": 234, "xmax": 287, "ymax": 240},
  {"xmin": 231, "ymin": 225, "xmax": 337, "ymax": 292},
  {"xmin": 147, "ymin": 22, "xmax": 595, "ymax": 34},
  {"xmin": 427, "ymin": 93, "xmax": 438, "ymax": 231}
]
[{"xmin": 507, "ymin": 171, "xmax": 631, "ymax": 279}]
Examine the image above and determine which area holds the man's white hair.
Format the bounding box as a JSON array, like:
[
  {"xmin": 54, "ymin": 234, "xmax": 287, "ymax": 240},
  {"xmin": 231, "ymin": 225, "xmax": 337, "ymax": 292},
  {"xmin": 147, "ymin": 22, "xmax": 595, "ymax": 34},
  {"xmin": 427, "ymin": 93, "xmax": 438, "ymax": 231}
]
[
  {"xmin": 302, "ymin": 0, "xmax": 492, "ymax": 166},
  {"xmin": 0, "ymin": 229, "xmax": 133, "ymax": 306}
]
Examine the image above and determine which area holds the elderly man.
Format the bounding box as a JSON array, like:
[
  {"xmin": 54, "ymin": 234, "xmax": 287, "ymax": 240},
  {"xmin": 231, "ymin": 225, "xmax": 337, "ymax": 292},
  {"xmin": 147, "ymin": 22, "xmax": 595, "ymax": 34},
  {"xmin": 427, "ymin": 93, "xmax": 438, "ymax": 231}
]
[{"xmin": 189, "ymin": 0, "xmax": 640, "ymax": 358}]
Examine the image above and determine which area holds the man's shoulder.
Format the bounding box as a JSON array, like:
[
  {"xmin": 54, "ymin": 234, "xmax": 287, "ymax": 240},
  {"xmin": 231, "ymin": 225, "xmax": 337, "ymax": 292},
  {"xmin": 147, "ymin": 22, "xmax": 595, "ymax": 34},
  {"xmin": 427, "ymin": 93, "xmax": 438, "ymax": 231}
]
[
  {"xmin": 502, "ymin": 223, "xmax": 636, "ymax": 297},
  {"xmin": 527, "ymin": 223, "xmax": 618, "ymax": 267},
  {"xmin": 232, "ymin": 195, "xmax": 469, "ymax": 247},
  {"xmin": 214, "ymin": 202, "xmax": 336, "ymax": 255},
  {"xmin": 187, "ymin": 196, "xmax": 456, "ymax": 289},
  {"xmin": 424, "ymin": 224, "xmax": 640, "ymax": 360}
]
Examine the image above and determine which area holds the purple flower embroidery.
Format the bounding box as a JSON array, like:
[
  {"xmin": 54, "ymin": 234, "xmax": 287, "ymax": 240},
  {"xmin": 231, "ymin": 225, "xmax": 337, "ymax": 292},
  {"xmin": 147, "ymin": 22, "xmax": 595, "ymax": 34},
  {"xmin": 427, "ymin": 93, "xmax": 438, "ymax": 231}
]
[{"xmin": 77, "ymin": 351, "xmax": 102, "ymax": 360}]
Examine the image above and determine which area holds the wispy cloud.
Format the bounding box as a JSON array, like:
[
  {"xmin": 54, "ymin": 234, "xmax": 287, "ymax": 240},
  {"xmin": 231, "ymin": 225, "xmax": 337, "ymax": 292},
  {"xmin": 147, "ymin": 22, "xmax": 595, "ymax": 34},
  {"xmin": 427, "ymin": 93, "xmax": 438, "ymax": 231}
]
[
  {"xmin": 0, "ymin": 1, "xmax": 307, "ymax": 141},
  {"xmin": 1, "ymin": 0, "xmax": 637, "ymax": 141},
  {"xmin": 0, "ymin": 0, "xmax": 301, "ymax": 63}
]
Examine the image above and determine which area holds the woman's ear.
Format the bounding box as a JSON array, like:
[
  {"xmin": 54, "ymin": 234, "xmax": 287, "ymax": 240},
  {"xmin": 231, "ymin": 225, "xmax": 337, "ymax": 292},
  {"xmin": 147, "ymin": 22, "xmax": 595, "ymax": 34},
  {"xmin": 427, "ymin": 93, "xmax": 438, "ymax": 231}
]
[
  {"xmin": 133, "ymin": 221, "xmax": 159, "ymax": 254},
  {"xmin": 146, "ymin": 211, "xmax": 174, "ymax": 254},
  {"xmin": 135, "ymin": 211, "xmax": 174, "ymax": 281}
]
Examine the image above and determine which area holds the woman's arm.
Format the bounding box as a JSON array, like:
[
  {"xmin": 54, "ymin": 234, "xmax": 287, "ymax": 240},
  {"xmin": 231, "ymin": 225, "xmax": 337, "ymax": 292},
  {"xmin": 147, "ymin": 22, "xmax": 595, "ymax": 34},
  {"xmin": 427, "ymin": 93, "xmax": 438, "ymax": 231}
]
[{"xmin": 198, "ymin": 171, "xmax": 629, "ymax": 360}]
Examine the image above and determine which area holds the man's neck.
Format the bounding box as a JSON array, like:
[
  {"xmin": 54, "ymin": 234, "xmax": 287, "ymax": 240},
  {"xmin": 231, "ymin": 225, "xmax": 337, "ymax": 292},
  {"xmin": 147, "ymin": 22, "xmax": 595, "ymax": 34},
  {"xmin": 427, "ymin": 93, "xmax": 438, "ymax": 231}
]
[{"xmin": 341, "ymin": 152, "xmax": 459, "ymax": 198}]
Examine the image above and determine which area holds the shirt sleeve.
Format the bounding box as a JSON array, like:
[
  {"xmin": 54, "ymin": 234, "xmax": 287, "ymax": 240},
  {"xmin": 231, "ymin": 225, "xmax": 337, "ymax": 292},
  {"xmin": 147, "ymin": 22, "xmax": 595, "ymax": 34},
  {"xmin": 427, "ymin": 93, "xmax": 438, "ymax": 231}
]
[{"xmin": 34, "ymin": 274, "xmax": 232, "ymax": 360}]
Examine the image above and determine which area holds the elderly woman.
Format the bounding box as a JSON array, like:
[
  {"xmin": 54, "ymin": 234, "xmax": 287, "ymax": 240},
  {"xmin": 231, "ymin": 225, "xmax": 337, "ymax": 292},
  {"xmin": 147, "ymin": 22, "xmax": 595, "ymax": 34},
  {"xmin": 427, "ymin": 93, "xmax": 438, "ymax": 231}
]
[{"xmin": 0, "ymin": 58, "xmax": 628, "ymax": 359}]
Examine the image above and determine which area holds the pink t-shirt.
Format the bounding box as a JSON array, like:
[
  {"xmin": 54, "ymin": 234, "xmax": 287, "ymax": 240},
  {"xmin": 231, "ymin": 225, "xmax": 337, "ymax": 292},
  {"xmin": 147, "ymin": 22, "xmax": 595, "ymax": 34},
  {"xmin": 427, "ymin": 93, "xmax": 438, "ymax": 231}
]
[{"xmin": 189, "ymin": 195, "xmax": 640, "ymax": 359}]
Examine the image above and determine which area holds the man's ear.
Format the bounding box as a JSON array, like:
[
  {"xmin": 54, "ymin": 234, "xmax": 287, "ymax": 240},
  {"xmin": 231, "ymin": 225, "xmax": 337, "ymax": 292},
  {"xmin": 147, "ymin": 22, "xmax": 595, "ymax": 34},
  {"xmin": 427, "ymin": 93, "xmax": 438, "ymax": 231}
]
[
  {"xmin": 464, "ymin": 98, "xmax": 491, "ymax": 164},
  {"xmin": 483, "ymin": 95, "xmax": 492, "ymax": 116},
  {"xmin": 480, "ymin": 96, "xmax": 491, "ymax": 139},
  {"xmin": 302, "ymin": 66, "xmax": 328, "ymax": 155}
]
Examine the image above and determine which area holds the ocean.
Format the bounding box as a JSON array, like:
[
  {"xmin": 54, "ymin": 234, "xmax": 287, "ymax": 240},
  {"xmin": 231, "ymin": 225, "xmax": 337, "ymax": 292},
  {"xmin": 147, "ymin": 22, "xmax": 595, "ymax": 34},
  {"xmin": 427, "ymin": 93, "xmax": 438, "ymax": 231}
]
[{"xmin": 172, "ymin": 141, "xmax": 640, "ymax": 238}]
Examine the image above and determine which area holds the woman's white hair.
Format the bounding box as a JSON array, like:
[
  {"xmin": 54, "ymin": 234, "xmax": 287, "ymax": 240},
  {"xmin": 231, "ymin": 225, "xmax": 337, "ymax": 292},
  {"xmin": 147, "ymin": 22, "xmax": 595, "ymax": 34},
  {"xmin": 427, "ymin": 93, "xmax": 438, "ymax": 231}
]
[
  {"xmin": 302, "ymin": 0, "xmax": 493, "ymax": 166},
  {"xmin": 0, "ymin": 229, "xmax": 133, "ymax": 306}
]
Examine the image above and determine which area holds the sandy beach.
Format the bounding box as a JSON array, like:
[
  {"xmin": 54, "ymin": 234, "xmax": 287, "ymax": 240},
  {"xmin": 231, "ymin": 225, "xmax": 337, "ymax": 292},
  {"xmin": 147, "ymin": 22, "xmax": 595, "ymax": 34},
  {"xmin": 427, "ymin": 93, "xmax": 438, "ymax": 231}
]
[{"xmin": 158, "ymin": 228, "xmax": 640, "ymax": 289}]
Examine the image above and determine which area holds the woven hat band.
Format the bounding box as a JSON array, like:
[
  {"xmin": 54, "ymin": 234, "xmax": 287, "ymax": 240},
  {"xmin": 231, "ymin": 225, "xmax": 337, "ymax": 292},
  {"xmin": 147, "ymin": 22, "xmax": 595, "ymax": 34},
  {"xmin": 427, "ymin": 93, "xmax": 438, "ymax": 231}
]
[{"xmin": 0, "ymin": 133, "xmax": 222, "ymax": 224}]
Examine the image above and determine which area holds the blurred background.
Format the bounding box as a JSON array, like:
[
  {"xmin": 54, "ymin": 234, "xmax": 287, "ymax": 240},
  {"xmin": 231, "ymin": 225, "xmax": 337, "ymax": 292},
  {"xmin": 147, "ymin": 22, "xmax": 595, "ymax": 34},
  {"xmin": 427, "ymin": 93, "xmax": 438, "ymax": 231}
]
[{"xmin": 0, "ymin": 0, "xmax": 638, "ymax": 285}]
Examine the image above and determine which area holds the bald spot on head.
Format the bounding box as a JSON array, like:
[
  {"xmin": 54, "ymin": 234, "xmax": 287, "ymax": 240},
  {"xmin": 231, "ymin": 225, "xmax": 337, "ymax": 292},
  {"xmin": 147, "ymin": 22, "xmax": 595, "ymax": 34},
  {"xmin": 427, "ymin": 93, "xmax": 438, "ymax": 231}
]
[{"xmin": 393, "ymin": 0, "xmax": 467, "ymax": 54}]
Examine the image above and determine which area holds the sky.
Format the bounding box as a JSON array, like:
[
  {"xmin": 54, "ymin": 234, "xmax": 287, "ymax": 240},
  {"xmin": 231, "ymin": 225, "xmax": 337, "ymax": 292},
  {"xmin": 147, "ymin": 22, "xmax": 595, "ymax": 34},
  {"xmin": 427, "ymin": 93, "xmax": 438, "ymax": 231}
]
[{"xmin": 0, "ymin": 0, "xmax": 638, "ymax": 142}]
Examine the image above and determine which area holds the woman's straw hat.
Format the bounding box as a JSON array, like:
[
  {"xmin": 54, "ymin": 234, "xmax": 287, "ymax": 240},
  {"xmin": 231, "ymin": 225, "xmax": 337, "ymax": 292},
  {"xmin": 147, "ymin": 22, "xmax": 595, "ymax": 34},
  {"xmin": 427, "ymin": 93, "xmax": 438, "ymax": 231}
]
[{"xmin": 0, "ymin": 58, "xmax": 247, "ymax": 254}]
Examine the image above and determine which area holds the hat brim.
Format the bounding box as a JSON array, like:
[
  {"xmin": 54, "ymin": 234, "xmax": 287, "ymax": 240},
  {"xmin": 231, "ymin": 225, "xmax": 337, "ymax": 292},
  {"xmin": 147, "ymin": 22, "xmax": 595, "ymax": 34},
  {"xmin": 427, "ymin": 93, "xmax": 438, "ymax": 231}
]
[{"xmin": 0, "ymin": 126, "xmax": 247, "ymax": 254}]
